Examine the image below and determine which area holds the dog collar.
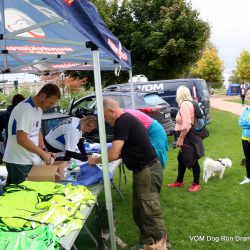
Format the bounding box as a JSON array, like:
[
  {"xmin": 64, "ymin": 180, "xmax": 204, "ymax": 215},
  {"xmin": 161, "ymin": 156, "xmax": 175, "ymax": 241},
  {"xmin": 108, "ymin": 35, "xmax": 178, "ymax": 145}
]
[{"xmin": 217, "ymin": 160, "xmax": 225, "ymax": 166}]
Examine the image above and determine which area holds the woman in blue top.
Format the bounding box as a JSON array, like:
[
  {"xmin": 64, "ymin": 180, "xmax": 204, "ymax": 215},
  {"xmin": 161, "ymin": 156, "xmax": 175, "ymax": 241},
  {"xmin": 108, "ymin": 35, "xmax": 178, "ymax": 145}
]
[{"xmin": 239, "ymin": 90, "xmax": 250, "ymax": 184}]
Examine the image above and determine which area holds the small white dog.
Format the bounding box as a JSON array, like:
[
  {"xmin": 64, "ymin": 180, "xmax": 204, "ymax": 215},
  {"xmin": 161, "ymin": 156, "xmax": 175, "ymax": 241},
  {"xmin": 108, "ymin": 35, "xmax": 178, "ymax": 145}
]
[{"xmin": 203, "ymin": 157, "xmax": 232, "ymax": 183}]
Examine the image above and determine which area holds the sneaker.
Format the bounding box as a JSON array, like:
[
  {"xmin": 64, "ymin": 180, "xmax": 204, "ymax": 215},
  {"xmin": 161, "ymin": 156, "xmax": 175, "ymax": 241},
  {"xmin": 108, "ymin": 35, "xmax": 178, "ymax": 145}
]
[
  {"xmin": 130, "ymin": 242, "xmax": 144, "ymax": 250},
  {"xmin": 240, "ymin": 158, "xmax": 246, "ymax": 166},
  {"xmin": 240, "ymin": 176, "xmax": 250, "ymax": 185},
  {"xmin": 167, "ymin": 181, "xmax": 184, "ymax": 187},
  {"xmin": 188, "ymin": 183, "xmax": 201, "ymax": 192}
]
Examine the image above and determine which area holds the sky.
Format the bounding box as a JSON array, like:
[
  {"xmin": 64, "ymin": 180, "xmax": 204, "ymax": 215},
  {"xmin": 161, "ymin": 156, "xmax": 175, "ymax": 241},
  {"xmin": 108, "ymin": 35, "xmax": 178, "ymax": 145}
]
[
  {"xmin": 190, "ymin": 0, "xmax": 250, "ymax": 79},
  {"xmin": 2, "ymin": 1, "xmax": 249, "ymax": 83},
  {"xmin": 0, "ymin": 73, "xmax": 40, "ymax": 83}
]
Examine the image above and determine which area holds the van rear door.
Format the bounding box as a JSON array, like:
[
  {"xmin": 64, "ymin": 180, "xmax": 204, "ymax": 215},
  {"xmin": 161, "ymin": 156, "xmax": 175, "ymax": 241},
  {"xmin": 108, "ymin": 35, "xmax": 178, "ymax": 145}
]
[{"xmin": 194, "ymin": 79, "xmax": 211, "ymax": 123}]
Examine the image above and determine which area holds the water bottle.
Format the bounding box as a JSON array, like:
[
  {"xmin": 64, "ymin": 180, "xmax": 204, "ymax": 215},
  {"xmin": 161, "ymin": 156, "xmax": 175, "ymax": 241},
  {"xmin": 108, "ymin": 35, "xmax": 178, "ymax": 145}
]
[
  {"xmin": 70, "ymin": 160, "xmax": 78, "ymax": 170},
  {"xmin": 68, "ymin": 160, "xmax": 78, "ymax": 170}
]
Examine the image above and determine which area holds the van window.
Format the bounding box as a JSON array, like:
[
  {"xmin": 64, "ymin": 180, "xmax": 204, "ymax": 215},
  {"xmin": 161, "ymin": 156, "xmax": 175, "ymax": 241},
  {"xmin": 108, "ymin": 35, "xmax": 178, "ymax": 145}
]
[
  {"xmin": 121, "ymin": 95, "xmax": 132, "ymax": 107},
  {"xmin": 105, "ymin": 95, "xmax": 124, "ymax": 107},
  {"xmin": 71, "ymin": 96, "xmax": 96, "ymax": 114},
  {"xmin": 195, "ymin": 80, "xmax": 209, "ymax": 98},
  {"xmin": 144, "ymin": 94, "xmax": 166, "ymax": 106}
]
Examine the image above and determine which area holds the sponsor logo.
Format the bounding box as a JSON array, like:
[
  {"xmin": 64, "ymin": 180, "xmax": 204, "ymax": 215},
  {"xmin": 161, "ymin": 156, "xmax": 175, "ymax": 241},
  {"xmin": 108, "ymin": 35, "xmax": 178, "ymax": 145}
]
[
  {"xmin": 20, "ymin": 63, "xmax": 93, "ymax": 72},
  {"xmin": 137, "ymin": 83, "xmax": 164, "ymax": 93},
  {"xmin": 7, "ymin": 46, "xmax": 74, "ymax": 55},
  {"xmin": 64, "ymin": 0, "xmax": 76, "ymax": 6},
  {"xmin": 108, "ymin": 39, "xmax": 128, "ymax": 61},
  {"xmin": 5, "ymin": 9, "xmax": 45, "ymax": 38},
  {"xmin": 20, "ymin": 67, "xmax": 33, "ymax": 71},
  {"xmin": 52, "ymin": 63, "xmax": 93, "ymax": 69}
]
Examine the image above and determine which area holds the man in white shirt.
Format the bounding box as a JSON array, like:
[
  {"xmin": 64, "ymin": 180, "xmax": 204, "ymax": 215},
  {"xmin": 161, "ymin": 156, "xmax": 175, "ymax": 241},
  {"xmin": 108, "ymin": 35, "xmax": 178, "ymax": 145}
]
[
  {"xmin": 3, "ymin": 83, "xmax": 61, "ymax": 185},
  {"xmin": 45, "ymin": 116, "xmax": 97, "ymax": 161}
]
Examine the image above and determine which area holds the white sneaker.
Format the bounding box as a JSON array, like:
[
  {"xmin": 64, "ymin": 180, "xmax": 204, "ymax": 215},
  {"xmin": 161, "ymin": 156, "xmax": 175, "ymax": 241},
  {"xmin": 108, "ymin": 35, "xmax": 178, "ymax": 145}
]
[{"xmin": 240, "ymin": 176, "xmax": 250, "ymax": 185}]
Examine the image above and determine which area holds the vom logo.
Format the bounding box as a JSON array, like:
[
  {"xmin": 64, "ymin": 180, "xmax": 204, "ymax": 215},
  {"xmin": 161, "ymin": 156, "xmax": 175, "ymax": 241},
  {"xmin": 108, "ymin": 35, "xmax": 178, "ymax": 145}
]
[
  {"xmin": 189, "ymin": 236, "xmax": 205, "ymax": 241},
  {"xmin": 137, "ymin": 83, "xmax": 164, "ymax": 93},
  {"xmin": 64, "ymin": 0, "xmax": 76, "ymax": 6}
]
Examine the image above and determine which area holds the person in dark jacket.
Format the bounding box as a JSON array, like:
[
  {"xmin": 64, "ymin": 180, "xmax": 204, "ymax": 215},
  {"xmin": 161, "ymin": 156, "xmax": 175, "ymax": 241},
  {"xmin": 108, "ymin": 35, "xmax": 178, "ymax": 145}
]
[
  {"xmin": 240, "ymin": 84, "xmax": 247, "ymax": 106},
  {"xmin": 0, "ymin": 94, "xmax": 25, "ymax": 144},
  {"xmin": 168, "ymin": 85, "xmax": 204, "ymax": 192}
]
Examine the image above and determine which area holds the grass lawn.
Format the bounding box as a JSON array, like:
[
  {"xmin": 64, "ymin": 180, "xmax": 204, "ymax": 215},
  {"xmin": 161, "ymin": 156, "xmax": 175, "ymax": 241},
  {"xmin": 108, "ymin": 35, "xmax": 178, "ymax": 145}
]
[{"xmin": 75, "ymin": 108, "xmax": 250, "ymax": 250}]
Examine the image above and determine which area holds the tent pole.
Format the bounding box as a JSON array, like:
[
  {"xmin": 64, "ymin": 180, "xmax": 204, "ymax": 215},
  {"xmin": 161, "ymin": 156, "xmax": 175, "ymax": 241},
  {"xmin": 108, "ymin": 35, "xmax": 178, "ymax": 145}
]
[
  {"xmin": 129, "ymin": 70, "xmax": 135, "ymax": 109},
  {"xmin": 0, "ymin": 0, "xmax": 8, "ymax": 70},
  {"xmin": 92, "ymin": 49, "xmax": 117, "ymax": 250}
]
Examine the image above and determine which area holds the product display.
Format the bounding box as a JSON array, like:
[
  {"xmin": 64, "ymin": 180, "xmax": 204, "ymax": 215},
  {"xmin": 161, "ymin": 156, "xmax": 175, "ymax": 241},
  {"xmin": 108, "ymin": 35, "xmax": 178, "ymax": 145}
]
[{"xmin": 0, "ymin": 181, "xmax": 95, "ymax": 237}]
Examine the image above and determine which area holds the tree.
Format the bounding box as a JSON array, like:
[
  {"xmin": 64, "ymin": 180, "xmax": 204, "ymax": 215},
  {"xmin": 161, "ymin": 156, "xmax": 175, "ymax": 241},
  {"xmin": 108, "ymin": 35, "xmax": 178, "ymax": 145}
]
[
  {"xmin": 230, "ymin": 69, "xmax": 242, "ymax": 83},
  {"xmin": 107, "ymin": 0, "xmax": 210, "ymax": 80},
  {"xmin": 206, "ymin": 40, "xmax": 218, "ymax": 52},
  {"xmin": 67, "ymin": 0, "xmax": 210, "ymax": 87},
  {"xmin": 41, "ymin": 74, "xmax": 89, "ymax": 95},
  {"xmin": 191, "ymin": 48, "xmax": 224, "ymax": 87},
  {"xmin": 90, "ymin": 0, "xmax": 113, "ymax": 26},
  {"xmin": 235, "ymin": 49, "xmax": 250, "ymax": 83}
]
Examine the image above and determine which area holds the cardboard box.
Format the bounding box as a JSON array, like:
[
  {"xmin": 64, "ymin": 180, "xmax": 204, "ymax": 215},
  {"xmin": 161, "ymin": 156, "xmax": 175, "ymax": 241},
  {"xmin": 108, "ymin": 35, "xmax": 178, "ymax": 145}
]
[{"xmin": 27, "ymin": 161, "xmax": 68, "ymax": 182}]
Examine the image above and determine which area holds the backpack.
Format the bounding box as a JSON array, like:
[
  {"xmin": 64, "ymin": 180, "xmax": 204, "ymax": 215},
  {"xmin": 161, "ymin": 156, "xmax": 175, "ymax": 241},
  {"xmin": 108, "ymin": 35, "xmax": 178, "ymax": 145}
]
[{"xmin": 188, "ymin": 101, "xmax": 206, "ymax": 131}]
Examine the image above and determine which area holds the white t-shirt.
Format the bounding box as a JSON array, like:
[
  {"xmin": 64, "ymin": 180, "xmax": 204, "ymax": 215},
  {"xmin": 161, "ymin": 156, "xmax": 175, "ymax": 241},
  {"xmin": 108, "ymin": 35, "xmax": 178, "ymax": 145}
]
[
  {"xmin": 3, "ymin": 97, "xmax": 43, "ymax": 165},
  {"xmin": 45, "ymin": 117, "xmax": 82, "ymax": 152}
]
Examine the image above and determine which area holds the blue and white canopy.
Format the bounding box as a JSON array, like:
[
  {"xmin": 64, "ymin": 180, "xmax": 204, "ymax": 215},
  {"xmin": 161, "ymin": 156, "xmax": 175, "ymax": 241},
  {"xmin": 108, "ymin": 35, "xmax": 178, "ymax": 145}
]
[{"xmin": 0, "ymin": 0, "xmax": 131, "ymax": 74}]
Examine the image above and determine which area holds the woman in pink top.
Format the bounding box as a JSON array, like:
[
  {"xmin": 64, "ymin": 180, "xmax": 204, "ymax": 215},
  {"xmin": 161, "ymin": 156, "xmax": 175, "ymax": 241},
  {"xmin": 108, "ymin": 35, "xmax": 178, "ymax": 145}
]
[
  {"xmin": 167, "ymin": 86, "xmax": 204, "ymax": 192},
  {"xmin": 124, "ymin": 109, "xmax": 168, "ymax": 168}
]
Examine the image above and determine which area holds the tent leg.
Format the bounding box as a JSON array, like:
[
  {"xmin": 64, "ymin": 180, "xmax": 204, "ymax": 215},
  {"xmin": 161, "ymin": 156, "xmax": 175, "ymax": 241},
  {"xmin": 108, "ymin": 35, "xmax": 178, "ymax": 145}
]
[
  {"xmin": 84, "ymin": 225, "xmax": 99, "ymax": 247},
  {"xmin": 92, "ymin": 49, "xmax": 117, "ymax": 250},
  {"xmin": 112, "ymin": 181, "xmax": 124, "ymax": 200},
  {"xmin": 128, "ymin": 70, "xmax": 135, "ymax": 109}
]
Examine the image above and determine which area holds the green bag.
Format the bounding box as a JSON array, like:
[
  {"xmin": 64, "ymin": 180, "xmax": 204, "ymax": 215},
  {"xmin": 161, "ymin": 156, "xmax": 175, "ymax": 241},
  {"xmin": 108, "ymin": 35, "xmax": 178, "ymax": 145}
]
[{"xmin": 0, "ymin": 226, "xmax": 61, "ymax": 250}]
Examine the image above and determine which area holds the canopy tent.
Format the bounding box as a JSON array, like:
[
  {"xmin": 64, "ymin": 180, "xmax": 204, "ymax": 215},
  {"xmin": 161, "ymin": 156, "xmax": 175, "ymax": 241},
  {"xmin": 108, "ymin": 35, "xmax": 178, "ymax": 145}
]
[
  {"xmin": 226, "ymin": 83, "xmax": 241, "ymax": 96},
  {"xmin": 0, "ymin": 0, "xmax": 131, "ymax": 73},
  {"xmin": 0, "ymin": 1, "xmax": 133, "ymax": 249}
]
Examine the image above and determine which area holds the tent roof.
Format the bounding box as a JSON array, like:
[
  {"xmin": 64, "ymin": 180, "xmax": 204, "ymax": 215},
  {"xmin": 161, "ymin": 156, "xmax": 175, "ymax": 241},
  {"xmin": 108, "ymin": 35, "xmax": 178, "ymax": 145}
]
[{"xmin": 0, "ymin": 0, "xmax": 132, "ymax": 74}]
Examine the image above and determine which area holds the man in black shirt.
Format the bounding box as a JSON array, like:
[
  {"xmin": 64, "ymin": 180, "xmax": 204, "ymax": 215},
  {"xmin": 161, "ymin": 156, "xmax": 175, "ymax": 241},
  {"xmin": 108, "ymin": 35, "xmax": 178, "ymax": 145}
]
[{"xmin": 88, "ymin": 98, "xmax": 167, "ymax": 249}]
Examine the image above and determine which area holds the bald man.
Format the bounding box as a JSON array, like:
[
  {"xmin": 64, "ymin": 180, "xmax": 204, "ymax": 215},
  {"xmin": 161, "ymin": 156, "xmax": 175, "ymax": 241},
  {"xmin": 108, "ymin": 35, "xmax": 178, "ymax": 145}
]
[{"xmin": 88, "ymin": 98, "xmax": 167, "ymax": 249}]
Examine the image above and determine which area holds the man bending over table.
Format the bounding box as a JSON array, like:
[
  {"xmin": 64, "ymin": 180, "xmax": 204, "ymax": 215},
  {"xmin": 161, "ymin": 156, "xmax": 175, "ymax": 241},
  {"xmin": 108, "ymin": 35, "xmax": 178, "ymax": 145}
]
[
  {"xmin": 88, "ymin": 98, "xmax": 168, "ymax": 250},
  {"xmin": 45, "ymin": 116, "xmax": 97, "ymax": 161}
]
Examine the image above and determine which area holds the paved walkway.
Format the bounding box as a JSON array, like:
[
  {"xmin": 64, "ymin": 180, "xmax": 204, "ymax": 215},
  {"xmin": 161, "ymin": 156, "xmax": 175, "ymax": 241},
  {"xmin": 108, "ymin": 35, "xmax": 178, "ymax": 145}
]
[{"xmin": 210, "ymin": 95, "xmax": 244, "ymax": 116}]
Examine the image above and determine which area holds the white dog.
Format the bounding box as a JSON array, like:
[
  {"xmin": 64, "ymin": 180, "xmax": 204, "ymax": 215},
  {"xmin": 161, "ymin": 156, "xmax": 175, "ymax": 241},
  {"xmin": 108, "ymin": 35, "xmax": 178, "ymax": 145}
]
[{"xmin": 203, "ymin": 157, "xmax": 232, "ymax": 183}]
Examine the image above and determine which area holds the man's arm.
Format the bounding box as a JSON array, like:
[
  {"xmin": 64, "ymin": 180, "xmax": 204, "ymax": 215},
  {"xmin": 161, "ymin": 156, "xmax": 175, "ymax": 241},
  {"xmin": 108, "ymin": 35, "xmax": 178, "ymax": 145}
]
[
  {"xmin": 77, "ymin": 138, "xmax": 87, "ymax": 156},
  {"xmin": 107, "ymin": 140, "xmax": 124, "ymax": 162},
  {"xmin": 64, "ymin": 150, "xmax": 88, "ymax": 161},
  {"xmin": 88, "ymin": 140, "xmax": 124, "ymax": 165},
  {"xmin": 38, "ymin": 130, "xmax": 46, "ymax": 149},
  {"xmin": 16, "ymin": 130, "xmax": 53, "ymax": 164}
]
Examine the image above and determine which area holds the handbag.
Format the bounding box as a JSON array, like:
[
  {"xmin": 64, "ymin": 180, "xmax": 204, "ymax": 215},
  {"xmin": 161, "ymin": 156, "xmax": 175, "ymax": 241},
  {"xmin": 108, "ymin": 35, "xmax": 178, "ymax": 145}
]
[{"xmin": 191, "ymin": 125, "xmax": 209, "ymax": 139}]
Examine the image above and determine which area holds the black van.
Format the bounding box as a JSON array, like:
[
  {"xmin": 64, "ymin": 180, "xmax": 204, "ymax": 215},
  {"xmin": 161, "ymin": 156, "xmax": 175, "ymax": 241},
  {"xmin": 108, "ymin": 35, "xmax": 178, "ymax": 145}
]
[{"xmin": 105, "ymin": 78, "xmax": 211, "ymax": 123}]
